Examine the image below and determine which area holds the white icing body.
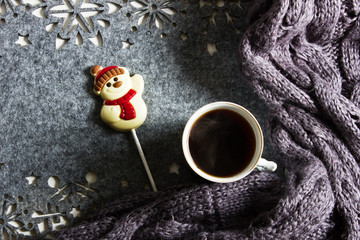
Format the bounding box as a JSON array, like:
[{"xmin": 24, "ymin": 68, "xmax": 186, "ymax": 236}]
[{"xmin": 97, "ymin": 69, "xmax": 147, "ymax": 132}]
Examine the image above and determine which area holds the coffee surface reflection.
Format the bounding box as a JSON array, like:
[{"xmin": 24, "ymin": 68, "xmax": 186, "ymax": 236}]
[{"xmin": 189, "ymin": 109, "xmax": 256, "ymax": 177}]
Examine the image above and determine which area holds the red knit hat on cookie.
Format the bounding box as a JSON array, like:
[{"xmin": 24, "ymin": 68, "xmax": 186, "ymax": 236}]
[{"xmin": 91, "ymin": 65, "xmax": 125, "ymax": 93}]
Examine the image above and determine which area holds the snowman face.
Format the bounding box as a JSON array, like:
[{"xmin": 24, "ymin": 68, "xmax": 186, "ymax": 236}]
[{"xmin": 100, "ymin": 74, "xmax": 132, "ymax": 100}]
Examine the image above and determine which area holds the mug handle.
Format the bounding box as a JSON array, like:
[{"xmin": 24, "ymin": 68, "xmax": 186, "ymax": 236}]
[{"xmin": 255, "ymin": 158, "xmax": 277, "ymax": 172}]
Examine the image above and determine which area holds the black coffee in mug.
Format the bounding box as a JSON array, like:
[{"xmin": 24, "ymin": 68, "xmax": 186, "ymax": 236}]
[{"xmin": 188, "ymin": 109, "xmax": 256, "ymax": 177}]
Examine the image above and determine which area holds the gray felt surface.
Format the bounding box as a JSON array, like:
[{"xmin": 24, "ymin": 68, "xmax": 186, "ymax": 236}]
[{"xmin": 0, "ymin": 0, "xmax": 279, "ymax": 238}]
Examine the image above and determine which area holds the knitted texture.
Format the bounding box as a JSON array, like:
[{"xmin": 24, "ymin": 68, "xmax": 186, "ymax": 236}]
[{"xmin": 56, "ymin": 0, "xmax": 360, "ymax": 239}]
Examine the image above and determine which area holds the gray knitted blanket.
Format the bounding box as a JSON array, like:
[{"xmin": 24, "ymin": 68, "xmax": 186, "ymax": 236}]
[{"xmin": 56, "ymin": 0, "xmax": 360, "ymax": 239}]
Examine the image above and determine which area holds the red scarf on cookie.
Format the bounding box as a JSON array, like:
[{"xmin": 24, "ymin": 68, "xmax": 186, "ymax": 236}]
[{"xmin": 105, "ymin": 89, "xmax": 137, "ymax": 120}]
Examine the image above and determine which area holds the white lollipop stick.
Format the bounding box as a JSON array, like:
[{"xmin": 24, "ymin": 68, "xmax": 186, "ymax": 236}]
[{"xmin": 131, "ymin": 129, "xmax": 157, "ymax": 192}]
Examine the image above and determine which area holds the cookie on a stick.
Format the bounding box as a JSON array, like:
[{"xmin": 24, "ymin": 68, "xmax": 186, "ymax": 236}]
[{"xmin": 91, "ymin": 65, "xmax": 157, "ymax": 192}]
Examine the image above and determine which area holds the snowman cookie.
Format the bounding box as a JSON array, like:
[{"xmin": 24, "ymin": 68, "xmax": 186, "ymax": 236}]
[{"xmin": 91, "ymin": 65, "xmax": 147, "ymax": 132}]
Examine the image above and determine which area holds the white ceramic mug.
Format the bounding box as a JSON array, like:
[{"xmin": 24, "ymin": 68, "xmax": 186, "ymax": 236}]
[{"xmin": 182, "ymin": 102, "xmax": 277, "ymax": 183}]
